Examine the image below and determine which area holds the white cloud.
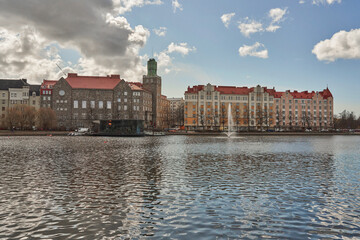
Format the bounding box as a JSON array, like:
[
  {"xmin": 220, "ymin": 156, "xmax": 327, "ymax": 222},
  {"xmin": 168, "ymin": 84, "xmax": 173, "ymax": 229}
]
[
  {"xmin": 239, "ymin": 42, "xmax": 269, "ymax": 59},
  {"xmin": 238, "ymin": 8, "xmax": 287, "ymax": 37},
  {"xmin": 154, "ymin": 42, "xmax": 196, "ymax": 75},
  {"xmin": 167, "ymin": 42, "xmax": 196, "ymax": 56},
  {"xmin": 0, "ymin": 0, "xmax": 156, "ymax": 83},
  {"xmin": 153, "ymin": 27, "xmax": 167, "ymax": 37},
  {"xmin": 266, "ymin": 24, "xmax": 281, "ymax": 32},
  {"xmin": 221, "ymin": 13, "xmax": 236, "ymax": 28},
  {"xmin": 113, "ymin": 0, "xmax": 163, "ymax": 14},
  {"xmin": 172, "ymin": 0, "xmax": 183, "ymax": 13},
  {"xmin": 312, "ymin": 29, "xmax": 360, "ymax": 62},
  {"xmin": 0, "ymin": 26, "xmax": 69, "ymax": 81},
  {"xmin": 312, "ymin": 0, "xmax": 341, "ymax": 5},
  {"xmin": 299, "ymin": 0, "xmax": 305, "ymax": 4},
  {"xmin": 238, "ymin": 20, "xmax": 264, "ymax": 37},
  {"xmin": 268, "ymin": 8, "xmax": 287, "ymax": 23}
]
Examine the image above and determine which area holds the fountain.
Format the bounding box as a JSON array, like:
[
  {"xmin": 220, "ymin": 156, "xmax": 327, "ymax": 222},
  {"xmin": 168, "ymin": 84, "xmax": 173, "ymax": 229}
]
[{"xmin": 225, "ymin": 103, "xmax": 236, "ymax": 138}]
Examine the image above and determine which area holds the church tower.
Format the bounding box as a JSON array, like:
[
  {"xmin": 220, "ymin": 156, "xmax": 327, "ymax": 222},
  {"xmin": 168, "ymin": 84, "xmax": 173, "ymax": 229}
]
[{"xmin": 143, "ymin": 58, "xmax": 162, "ymax": 128}]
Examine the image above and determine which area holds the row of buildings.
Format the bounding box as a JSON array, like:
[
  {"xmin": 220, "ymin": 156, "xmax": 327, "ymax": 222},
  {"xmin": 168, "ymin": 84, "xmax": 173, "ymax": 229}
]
[
  {"xmin": 184, "ymin": 83, "xmax": 333, "ymax": 131},
  {"xmin": 0, "ymin": 59, "xmax": 184, "ymax": 130},
  {"xmin": 1, "ymin": 58, "xmax": 333, "ymax": 131},
  {"xmin": 0, "ymin": 79, "xmax": 41, "ymax": 127}
]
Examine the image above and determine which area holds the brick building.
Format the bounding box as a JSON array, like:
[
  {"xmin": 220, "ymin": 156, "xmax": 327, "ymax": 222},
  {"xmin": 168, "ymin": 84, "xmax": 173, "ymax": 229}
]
[
  {"xmin": 50, "ymin": 58, "xmax": 170, "ymax": 130},
  {"xmin": 184, "ymin": 83, "xmax": 333, "ymax": 131}
]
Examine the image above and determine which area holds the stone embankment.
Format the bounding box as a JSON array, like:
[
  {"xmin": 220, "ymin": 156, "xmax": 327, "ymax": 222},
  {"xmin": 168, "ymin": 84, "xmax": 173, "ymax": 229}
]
[{"xmin": 0, "ymin": 131, "xmax": 69, "ymax": 136}]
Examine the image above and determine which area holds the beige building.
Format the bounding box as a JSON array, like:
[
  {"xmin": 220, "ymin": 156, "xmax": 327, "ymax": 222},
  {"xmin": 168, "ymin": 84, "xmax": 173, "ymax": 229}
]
[
  {"xmin": 168, "ymin": 97, "xmax": 184, "ymax": 127},
  {"xmin": 184, "ymin": 83, "xmax": 333, "ymax": 131},
  {"xmin": 0, "ymin": 79, "xmax": 40, "ymax": 128}
]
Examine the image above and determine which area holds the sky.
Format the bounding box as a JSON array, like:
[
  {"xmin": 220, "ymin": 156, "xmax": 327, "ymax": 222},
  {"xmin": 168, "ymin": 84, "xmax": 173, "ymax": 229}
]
[{"xmin": 0, "ymin": 0, "xmax": 359, "ymax": 115}]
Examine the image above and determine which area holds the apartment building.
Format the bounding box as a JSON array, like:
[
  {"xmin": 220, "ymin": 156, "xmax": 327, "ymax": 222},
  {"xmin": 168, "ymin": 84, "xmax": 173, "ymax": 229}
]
[
  {"xmin": 184, "ymin": 83, "xmax": 333, "ymax": 131},
  {"xmin": 0, "ymin": 79, "xmax": 40, "ymax": 128},
  {"xmin": 168, "ymin": 97, "xmax": 184, "ymax": 127}
]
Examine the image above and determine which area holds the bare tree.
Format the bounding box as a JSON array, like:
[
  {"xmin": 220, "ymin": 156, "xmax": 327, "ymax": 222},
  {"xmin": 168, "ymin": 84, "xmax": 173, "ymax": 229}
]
[
  {"xmin": 22, "ymin": 105, "xmax": 37, "ymax": 130},
  {"xmin": 6, "ymin": 106, "xmax": 21, "ymax": 129},
  {"xmin": 37, "ymin": 108, "xmax": 57, "ymax": 130}
]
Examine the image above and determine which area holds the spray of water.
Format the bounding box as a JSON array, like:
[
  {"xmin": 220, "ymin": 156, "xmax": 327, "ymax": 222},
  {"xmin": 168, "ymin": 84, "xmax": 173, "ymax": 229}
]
[{"xmin": 225, "ymin": 103, "xmax": 236, "ymax": 138}]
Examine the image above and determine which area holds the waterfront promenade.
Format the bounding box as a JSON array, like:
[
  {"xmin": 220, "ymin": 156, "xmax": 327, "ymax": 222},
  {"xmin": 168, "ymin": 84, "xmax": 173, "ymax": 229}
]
[{"xmin": 0, "ymin": 130, "xmax": 358, "ymax": 137}]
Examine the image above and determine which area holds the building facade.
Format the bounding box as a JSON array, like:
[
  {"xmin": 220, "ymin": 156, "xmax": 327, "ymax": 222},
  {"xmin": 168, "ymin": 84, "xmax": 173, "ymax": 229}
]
[
  {"xmin": 40, "ymin": 80, "xmax": 58, "ymax": 109},
  {"xmin": 184, "ymin": 83, "xmax": 333, "ymax": 131},
  {"xmin": 50, "ymin": 58, "xmax": 170, "ymax": 130},
  {"xmin": 168, "ymin": 97, "xmax": 184, "ymax": 127},
  {"xmin": 52, "ymin": 74, "xmax": 152, "ymax": 129},
  {"xmin": 0, "ymin": 79, "xmax": 40, "ymax": 128}
]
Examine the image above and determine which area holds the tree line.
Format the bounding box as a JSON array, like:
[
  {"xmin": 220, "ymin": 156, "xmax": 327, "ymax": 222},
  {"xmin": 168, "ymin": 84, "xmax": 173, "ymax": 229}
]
[
  {"xmin": 2, "ymin": 105, "xmax": 57, "ymax": 130},
  {"xmin": 334, "ymin": 110, "xmax": 360, "ymax": 129}
]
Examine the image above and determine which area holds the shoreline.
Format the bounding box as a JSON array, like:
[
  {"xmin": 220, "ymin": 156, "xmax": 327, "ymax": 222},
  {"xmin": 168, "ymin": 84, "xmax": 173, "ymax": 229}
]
[
  {"xmin": 167, "ymin": 131, "xmax": 359, "ymax": 136},
  {"xmin": 0, "ymin": 130, "xmax": 359, "ymax": 137},
  {"xmin": 0, "ymin": 131, "xmax": 69, "ymax": 136}
]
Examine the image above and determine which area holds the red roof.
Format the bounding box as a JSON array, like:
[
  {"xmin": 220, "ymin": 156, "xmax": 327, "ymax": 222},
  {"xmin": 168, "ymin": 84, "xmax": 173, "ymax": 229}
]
[
  {"xmin": 185, "ymin": 85, "xmax": 204, "ymax": 94},
  {"xmin": 41, "ymin": 80, "xmax": 58, "ymax": 89},
  {"xmin": 215, "ymin": 86, "xmax": 250, "ymax": 95},
  {"xmin": 319, "ymin": 88, "xmax": 333, "ymax": 99},
  {"xmin": 128, "ymin": 83, "xmax": 143, "ymax": 91},
  {"xmin": 274, "ymin": 91, "xmax": 284, "ymax": 98},
  {"xmin": 185, "ymin": 85, "xmax": 250, "ymax": 94},
  {"xmin": 185, "ymin": 84, "xmax": 333, "ymax": 100},
  {"xmin": 65, "ymin": 73, "xmax": 121, "ymax": 89}
]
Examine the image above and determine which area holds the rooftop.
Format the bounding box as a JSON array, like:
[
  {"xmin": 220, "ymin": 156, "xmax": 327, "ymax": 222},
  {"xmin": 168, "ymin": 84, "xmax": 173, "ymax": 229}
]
[
  {"xmin": 185, "ymin": 84, "xmax": 333, "ymax": 99},
  {"xmin": 0, "ymin": 79, "xmax": 29, "ymax": 90},
  {"xmin": 65, "ymin": 73, "xmax": 122, "ymax": 90}
]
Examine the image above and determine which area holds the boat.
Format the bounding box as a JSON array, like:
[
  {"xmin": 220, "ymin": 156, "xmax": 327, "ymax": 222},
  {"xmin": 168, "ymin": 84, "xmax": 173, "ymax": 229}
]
[{"xmin": 144, "ymin": 130, "xmax": 166, "ymax": 136}]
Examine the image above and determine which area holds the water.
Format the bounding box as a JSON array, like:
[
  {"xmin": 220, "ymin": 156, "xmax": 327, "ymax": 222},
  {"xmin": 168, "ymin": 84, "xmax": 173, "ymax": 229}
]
[
  {"xmin": 0, "ymin": 135, "xmax": 359, "ymax": 239},
  {"xmin": 226, "ymin": 103, "xmax": 235, "ymax": 138}
]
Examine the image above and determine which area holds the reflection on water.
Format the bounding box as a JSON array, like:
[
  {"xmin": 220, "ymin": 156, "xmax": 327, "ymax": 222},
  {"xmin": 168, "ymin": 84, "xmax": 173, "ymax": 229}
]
[{"xmin": 0, "ymin": 135, "xmax": 359, "ymax": 239}]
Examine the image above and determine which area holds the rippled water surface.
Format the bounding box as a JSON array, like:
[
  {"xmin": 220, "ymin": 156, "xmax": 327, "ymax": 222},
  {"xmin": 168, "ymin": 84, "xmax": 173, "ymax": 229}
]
[{"xmin": 0, "ymin": 135, "xmax": 360, "ymax": 239}]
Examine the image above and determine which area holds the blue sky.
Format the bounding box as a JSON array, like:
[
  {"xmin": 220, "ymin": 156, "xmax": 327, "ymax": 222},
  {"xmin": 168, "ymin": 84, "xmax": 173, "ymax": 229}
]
[
  {"xmin": 132, "ymin": 0, "xmax": 360, "ymax": 115},
  {"xmin": 0, "ymin": 0, "xmax": 359, "ymax": 115}
]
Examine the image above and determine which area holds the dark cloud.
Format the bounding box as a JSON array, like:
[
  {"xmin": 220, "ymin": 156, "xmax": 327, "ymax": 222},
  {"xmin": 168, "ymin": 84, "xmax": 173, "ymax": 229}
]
[{"xmin": 0, "ymin": 0, "xmax": 150, "ymax": 82}]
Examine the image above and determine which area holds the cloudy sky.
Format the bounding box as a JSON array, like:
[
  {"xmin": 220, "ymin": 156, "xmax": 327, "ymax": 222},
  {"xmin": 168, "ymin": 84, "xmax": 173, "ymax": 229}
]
[{"xmin": 0, "ymin": 0, "xmax": 359, "ymax": 114}]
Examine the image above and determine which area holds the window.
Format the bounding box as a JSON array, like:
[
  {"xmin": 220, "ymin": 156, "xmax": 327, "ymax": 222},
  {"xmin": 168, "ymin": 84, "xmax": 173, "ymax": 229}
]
[
  {"xmin": 2, "ymin": 93, "xmax": 5, "ymax": 97},
  {"xmin": 99, "ymin": 101, "xmax": 103, "ymax": 109},
  {"xmin": 117, "ymin": 98, "xmax": 121, "ymax": 102},
  {"xmin": 124, "ymin": 98, "xmax": 127, "ymax": 103},
  {"xmin": 107, "ymin": 101, "xmax": 111, "ymax": 109},
  {"xmin": 43, "ymin": 96, "xmax": 46, "ymax": 101},
  {"xmin": 118, "ymin": 105, "xmax": 121, "ymax": 110},
  {"xmin": 48, "ymin": 96, "xmax": 51, "ymax": 100},
  {"xmin": 82, "ymin": 101, "xmax": 87, "ymax": 109},
  {"xmin": 124, "ymin": 91, "xmax": 128, "ymax": 96},
  {"xmin": 74, "ymin": 100, "xmax": 78, "ymax": 108},
  {"xmin": 124, "ymin": 105, "xmax": 127, "ymax": 110},
  {"xmin": 90, "ymin": 101, "xmax": 95, "ymax": 109}
]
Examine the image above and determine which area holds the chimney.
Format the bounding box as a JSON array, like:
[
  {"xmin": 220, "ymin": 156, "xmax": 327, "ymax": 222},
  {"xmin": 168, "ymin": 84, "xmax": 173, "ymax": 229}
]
[
  {"xmin": 110, "ymin": 75, "xmax": 120, "ymax": 79},
  {"xmin": 67, "ymin": 73, "xmax": 78, "ymax": 77}
]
